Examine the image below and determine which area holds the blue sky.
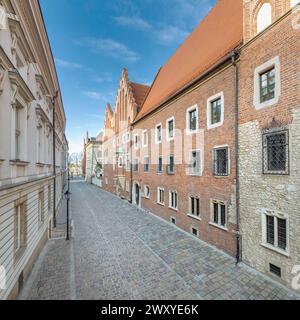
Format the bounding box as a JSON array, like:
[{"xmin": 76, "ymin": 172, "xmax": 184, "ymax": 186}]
[{"xmin": 40, "ymin": 0, "xmax": 217, "ymax": 153}]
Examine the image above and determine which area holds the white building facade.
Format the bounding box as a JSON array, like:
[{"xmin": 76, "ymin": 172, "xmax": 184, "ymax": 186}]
[{"xmin": 0, "ymin": 0, "xmax": 67, "ymax": 299}]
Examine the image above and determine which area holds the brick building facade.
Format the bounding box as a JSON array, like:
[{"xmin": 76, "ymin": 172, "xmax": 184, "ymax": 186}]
[{"xmin": 97, "ymin": 0, "xmax": 300, "ymax": 289}]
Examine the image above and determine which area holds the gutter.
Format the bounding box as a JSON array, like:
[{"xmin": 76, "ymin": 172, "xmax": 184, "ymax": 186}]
[
  {"xmin": 231, "ymin": 49, "xmax": 241, "ymax": 264},
  {"xmin": 132, "ymin": 47, "xmax": 241, "ymax": 125}
]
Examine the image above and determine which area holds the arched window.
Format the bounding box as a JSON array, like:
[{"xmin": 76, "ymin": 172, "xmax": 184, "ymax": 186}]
[{"xmin": 257, "ymin": 2, "xmax": 272, "ymax": 34}]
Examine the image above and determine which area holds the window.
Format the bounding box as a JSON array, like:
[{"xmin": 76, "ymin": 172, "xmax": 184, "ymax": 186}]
[
  {"xmin": 269, "ymin": 264, "xmax": 281, "ymax": 278},
  {"xmin": 213, "ymin": 147, "xmax": 229, "ymax": 176},
  {"xmin": 144, "ymin": 185, "xmax": 150, "ymax": 198},
  {"xmin": 15, "ymin": 107, "xmax": 21, "ymax": 160},
  {"xmin": 211, "ymin": 201, "xmax": 226, "ymax": 228},
  {"xmin": 155, "ymin": 123, "xmax": 162, "ymax": 143},
  {"xmin": 254, "ymin": 56, "xmax": 280, "ymax": 110},
  {"xmin": 166, "ymin": 117, "xmax": 175, "ymax": 140},
  {"xmin": 191, "ymin": 227, "xmax": 199, "ymax": 237},
  {"xmin": 186, "ymin": 106, "xmax": 198, "ymax": 133},
  {"xmin": 264, "ymin": 213, "xmax": 287, "ymax": 252},
  {"xmin": 133, "ymin": 159, "xmax": 139, "ymax": 172},
  {"xmin": 126, "ymin": 132, "xmax": 131, "ymax": 142},
  {"xmin": 169, "ymin": 191, "xmax": 178, "ymax": 210},
  {"xmin": 144, "ymin": 156, "xmax": 150, "ymax": 172},
  {"xmin": 188, "ymin": 150, "xmax": 201, "ymax": 175},
  {"xmin": 122, "ymin": 134, "xmax": 126, "ymax": 144},
  {"xmin": 263, "ymin": 130, "xmax": 289, "ymax": 175},
  {"xmin": 142, "ymin": 130, "xmax": 148, "ymax": 147},
  {"xmin": 157, "ymin": 187, "xmax": 165, "ymax": 205},
  {"xmin": 14, "ymin": 201, "xmax": 26, "ymax": 254},
  {"xmin": 260, "ymin": 68, "xmax": 275, "ymax": 103},
  {"xmin": 170, "ymin": 217, "xmax": 176, "ymax": 225},
  {"xmin": 157, "ymin": 156, "xmax": 163, "ymax": 173},
  {"xmin": 134, "ymin": 134, "xmax": 139, "ymax": 149},
  {"xmin": 38, "ymin": 191, "xmax": 44, "ymax": 224},
  {"xmin": 257, "ymin": 2, "xmax": 272, "ymax": 33},
  {"xmin": 125, "ymin": 154, "xmax": 130, "ymax": 172},
  {"xmin": 48, "ymin": 185, "xmax": 51, "ymax": 211},
  {"xmin": 207, "ymin": 93, "xmax": 224, "ymax": 129},
  {"xmin": 188, "ymin": 196, "xmax": 200, "ymax": 218},
  {"xmin": 167, "ymin": 155, "xmax": 175, "ymax": 174}
]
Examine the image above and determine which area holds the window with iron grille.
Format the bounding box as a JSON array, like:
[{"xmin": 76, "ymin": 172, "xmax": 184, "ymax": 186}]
[
  {"xmin": 211, "ymin": 98, "xmax": 222, "ymax": 125},
  {"xmin": 269, "ymin": 264, "xmax": 281, "ymax": 278},
  {"xmin": 133, "ymin": 159, "xmax": 139, "ymax": 172},
  {"xmin": 263, "ymin": 130, "xmax": 289, "ymax": 175},
  {"xmin": 189, "ymin": 109, "xmax": 197, "ymax": 131},
  {"xmin": 157, "ymin": 156, "xmax": 163, "ymax": 173},
  {"xmin": 189, "ymin": 196, "xmax": 200, "ymax": 217},
  {"xmin": 191, "ymin": 227, "xmax": 199, "ymax": 237},
  {"xmin": 188, "ymin": 150, "xmax": 201, "ymax": 175},
  {"xmin": 144, "ymin": 156, "xmax": 149, "ymax": 172},
  {"xmin": 213, "ymin": 147, "xmax": 229, "ymax": 176},
  {"xmin": 265, "ymin": 214, "xmax": 287, "ymax": 251},
  {"xmin": 167, "ymin": 155, "xmax": 175, "ymax": 174},
  {"xmin": 260, "ymin": 68, "xmax": 275, "ymax": 103},
  {"xmin": 169, "ymin": 191, "xmax": 178, "ymax": 210},
  {"xmin": 212, "ymin": 201, "xmax": 226, "ymax": 228}
]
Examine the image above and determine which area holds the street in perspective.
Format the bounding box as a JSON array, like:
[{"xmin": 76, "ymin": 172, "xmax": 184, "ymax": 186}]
[{"xmin": 1, "ymin": 0, "xmax": 300, "ymax": 306}]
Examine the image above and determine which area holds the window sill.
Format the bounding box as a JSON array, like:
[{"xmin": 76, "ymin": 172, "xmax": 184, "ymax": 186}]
[
  {"xmin": 186, "ymin": 130, "xmax": 198, "ymax": 136},
  {"xmin": 187, "ymin": 214, "xmax": 201, "ymax": 221},
  {"xmin": 0, "ymin": 159, "xmax": 4, "ymax": 165},
  {"xmin": 209, "ymin": 222, "xmax": 228, "ymax": 232},
  {"xmin": 187, "ymin": 173, "xmax": 202, "ymax": 177},
  {"xmin": 157, "ymin": 202, "xmax": 165, "ymax": 207},
  {"xmin": 10, "ymin": 160, "xmax": 29, "ymax": 167},
  {"xmin": 36, "ymin": 162, "xmax": 47, "ymax": 167},
  {"xmin": 207, "ymin": 122, "xmax": 223, "ymax": 130},
  {"xmin": 263, "ymin": 171, "xmax": 289, "ymax": 176},
  {"xmin": 169, "ymin": 206, "xmax": 178, "ymax": 212},
  {"xmin": 260, "ymin": 243, "xmax": 290, "ymax": 257},
  {"xmin": 213, "ymin": 174, "xmax": 229, "ymax": 178}
]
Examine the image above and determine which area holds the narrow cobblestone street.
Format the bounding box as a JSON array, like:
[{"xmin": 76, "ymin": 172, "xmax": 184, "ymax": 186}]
[{"xmin": 19, "ymin": 181, "xmax": 299, "ymax": 300}]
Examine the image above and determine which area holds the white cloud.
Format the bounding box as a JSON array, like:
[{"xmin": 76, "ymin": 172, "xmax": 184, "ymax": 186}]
[
  {"xmin": 156, "ymin": 25, "xmax": 189, "ymax": 45},
  {"xmin": 55, "ymin": 58, "xmax": 85, "ymax": 69},
  {"xmin": 114, "ymin": 16, "xmax": 151, "ymax": 30},
  {"xmin": 82, "ymin": 91, "xmax": 114, "ymax": 102},
  {"xmin": 80, "ymin": 38, "xmax": 140, "ymax": 62}
]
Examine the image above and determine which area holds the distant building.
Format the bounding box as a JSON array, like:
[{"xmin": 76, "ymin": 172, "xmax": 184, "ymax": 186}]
[
  {"xmin": 0, "ymin": 0, "xmax": 67, "ymax": 299},
  {"xmin": 85, "ymin": 132, "xmax": 103, "ymax": 187}
]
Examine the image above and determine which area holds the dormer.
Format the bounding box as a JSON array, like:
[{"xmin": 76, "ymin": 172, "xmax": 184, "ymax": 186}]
[{"xmin": 243, "ymin": 0, "xmax": 298, "ymax": 43}]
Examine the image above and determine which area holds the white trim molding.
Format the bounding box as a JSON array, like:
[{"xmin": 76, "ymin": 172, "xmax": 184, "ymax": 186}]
[
  {"xmin": 155, "ymin": 123, "xmax": 162, "ymax": 144},
  {"xmin": 166, "ymin": 116, "xmax": 175, "ymax": 141},
  {"xmin": 253, "ymin": 56, "xmax": 281, "ymax": 110},
  {"xmin": 207, "ymin": 91, "xmax": 224, "ymax": 130},
  {"xmin": 142, "ymin": 129, "xmax": 148, "ymax": 147},
  {"xmin": 186, "ymin": 104, "xmax": 198, "ymax": 135}
]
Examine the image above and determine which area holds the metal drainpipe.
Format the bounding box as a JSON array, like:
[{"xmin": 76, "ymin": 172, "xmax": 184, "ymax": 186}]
[
  {"xmin": 52, "ymin": 90, "xmax": 58, "ymax": 228},
  {"xmin": 231, "ymin": 50, "xmax": 241, "ymax": 264},
  {"xmin": 129, "ymin": 125, "xmax": 133, "ymax": 204}
]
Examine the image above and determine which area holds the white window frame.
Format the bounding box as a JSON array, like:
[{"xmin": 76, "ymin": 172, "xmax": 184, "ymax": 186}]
[
  {"xmin": 187, "ymin": 195, "xmax": 201, "ymax": 220},
  {"xmin": 254, "ymin": 56, "xmax": 281, "ymax": 110},
  {"xmin": 261, "ymin": 209, "xmax": 289, "ymax": 256},
  {"xmin": 157, "ymin": 155, "xmax": 163, "ymax": 173},
  {"xmin": 144, "ymin": 155, "xmax": 150, "ymax": 172},
  {"xmin": 157, "ymin": 187, "xmax": 165, "ymax": 205},
  {"xmin": 169, "ymin": 190, "xmax": 178, "ymax": 211},
  {"xmin": 155, "ymin": 123, "xmax": 162, "ymax": 144},
  {"xmin": 166, "ymin": 116, "xmax": 175, "ymax": 141},
  {"xmin": 142, "ymin": 130, "xmax": 148, "ymax": 147},
  {"xmin": 122, "ymin": 134, "xmax": 126, "ymax": 144},
  {"xmin": 126, "ymin": 132, "xmax": 131, "ymax": 143},
  {"xmin": 209, "ymin": 200, "xmax": 228, "ymax": 231},
  {"xmin": 256, "ymin": 2, "xmax": 272, "ymax": 34},
  {"xmin": 207, "ymin": 92, "xmax": 224, "ymax": 130},
  {"xmin": 133, "ymin": 159, "xmax": 139, "ymax": 172},
  {"xmin": 291, "ymin": 0, "xmax": 300, "ymax": 8},
  {"xmin": 213, "ymin": 145, "xmax": 230, "ymax": 177},
  {"xmin": 134, "ymin": 134, "xmax": 140, "ymax": 150},
  {"xmin": 188, "ymin": 149, "xmax": 202, "ymax": 176},
  {"xmin": 143, "ymin": 185, "xmax": 150, "ymax": 199},
  {"xmin": 186, "ymin": 105, "xmax": 198, "ymax": 135},
  {"xmin": 118, "ymin": 155, "xmax": 123, "ymax": 168}
]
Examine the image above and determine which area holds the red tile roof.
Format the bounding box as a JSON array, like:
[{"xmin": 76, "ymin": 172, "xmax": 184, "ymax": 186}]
[
  {"xmin": 134, "ymin": 0, "xmax": 243, "ymax": 122},
  {"xmin": 130, "ymin": 82, "xmax": 151, "ymax": 109}
]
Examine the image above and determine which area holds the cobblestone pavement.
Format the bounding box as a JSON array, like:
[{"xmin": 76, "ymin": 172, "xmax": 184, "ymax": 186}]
[{"xmin": 20, "ymin": 181, "xmax": 299, "ymax": 300}]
